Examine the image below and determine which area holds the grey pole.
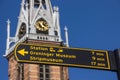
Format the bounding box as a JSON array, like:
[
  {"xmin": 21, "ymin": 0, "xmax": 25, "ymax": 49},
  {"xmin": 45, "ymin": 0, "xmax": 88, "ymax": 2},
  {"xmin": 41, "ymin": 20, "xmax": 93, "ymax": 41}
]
[{"xmin": 114, "ymin": 49, "xmax": 120, "ymax": 80}]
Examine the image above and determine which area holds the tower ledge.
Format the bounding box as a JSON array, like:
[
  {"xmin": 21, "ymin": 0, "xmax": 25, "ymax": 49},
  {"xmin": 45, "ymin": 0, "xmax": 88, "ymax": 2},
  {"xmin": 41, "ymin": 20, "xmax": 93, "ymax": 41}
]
[{"xmin": 4, "ymin": 33, "xmax": 61, "ymax": 57}]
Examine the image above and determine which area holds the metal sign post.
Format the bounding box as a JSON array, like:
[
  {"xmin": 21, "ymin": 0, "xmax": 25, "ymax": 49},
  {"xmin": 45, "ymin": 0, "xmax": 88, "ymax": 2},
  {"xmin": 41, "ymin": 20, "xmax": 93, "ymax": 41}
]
[{"xmin": 114, "ymin": 49, "xmax": 120, "ymax": 80}]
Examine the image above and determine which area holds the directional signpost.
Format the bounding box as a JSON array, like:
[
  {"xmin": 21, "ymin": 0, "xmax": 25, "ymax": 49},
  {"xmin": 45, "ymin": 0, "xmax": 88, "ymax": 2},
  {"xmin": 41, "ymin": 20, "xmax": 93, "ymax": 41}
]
[
  {"xmin": 14, "ymin": 43, "xmax": 117, "ymax": 71},
  {"xmin": 14, "ymin": 43, "xmax": 120, "ymax": 79}
]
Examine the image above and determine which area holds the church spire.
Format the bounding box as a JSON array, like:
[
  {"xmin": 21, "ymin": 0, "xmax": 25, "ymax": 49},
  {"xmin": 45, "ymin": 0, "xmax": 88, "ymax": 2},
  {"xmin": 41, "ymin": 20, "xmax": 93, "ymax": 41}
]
[
  {"xmin": 6, "ymin": 19, "xmax": 10, "ymax": 50},
  {"xmin": 5, "ymin": 0, "xmax": 63, "ymax": 56},
  {"xmin": 64, "ymin": 26, "xmax": 69, "ymax": 47},
  {"xmin": 14, "ymin": 0, "xmax": 62, "ymax": 42}
]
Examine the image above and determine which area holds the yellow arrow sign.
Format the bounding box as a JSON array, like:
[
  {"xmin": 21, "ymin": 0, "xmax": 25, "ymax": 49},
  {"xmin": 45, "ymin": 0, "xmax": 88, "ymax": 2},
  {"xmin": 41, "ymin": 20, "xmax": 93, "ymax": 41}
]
[{"xmin": 17, "ymin": 49, "xmax": 28, "ymax": 56}]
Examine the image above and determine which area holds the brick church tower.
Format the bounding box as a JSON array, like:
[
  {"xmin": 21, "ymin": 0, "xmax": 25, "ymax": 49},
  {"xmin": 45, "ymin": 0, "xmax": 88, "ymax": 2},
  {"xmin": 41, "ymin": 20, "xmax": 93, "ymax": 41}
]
[{"xmin": 4, "ymin": 0, "xmax": 69, "ymax": 80}]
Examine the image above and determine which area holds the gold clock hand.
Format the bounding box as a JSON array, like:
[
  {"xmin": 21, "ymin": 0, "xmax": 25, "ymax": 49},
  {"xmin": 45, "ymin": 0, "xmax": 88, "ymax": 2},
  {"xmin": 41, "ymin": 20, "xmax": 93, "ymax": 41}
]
[{"xmin": 39, "ymin": 21, "xmax": 45, "ymax": 28}]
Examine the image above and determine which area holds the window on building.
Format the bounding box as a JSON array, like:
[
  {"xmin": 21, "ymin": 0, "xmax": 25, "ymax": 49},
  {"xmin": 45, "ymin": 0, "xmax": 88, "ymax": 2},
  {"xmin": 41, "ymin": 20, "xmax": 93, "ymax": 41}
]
[
  {"xmin": 42, "ymin": 0, "xmax": 47, "ymax": 9},
  {"xmin": 40, "ymin": 65, "xmax": 50, "ymax": 80},
  {"xmin": 18, "ymin": 23, "xmax": 26, "ymax": 39},
  {"xmin": 34, "ymin": 0, "xmax": 40, "ymax": 8}
]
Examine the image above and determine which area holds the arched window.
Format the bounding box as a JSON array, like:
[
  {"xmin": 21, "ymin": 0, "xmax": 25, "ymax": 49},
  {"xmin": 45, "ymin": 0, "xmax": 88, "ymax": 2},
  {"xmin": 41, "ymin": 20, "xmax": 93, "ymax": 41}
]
[
  {"xmin": 54, "ymin": 31, "xmax": 58, "ymax": 36},
  {"xmin": 42, "ymin": 0, "xmax": 47, "ymax": 9},
  {"xmin": 18, "ymin": 23, "xmax": 26, "ymax": 39},
  {"xmin": 24, "ymin": 0, "xmax": 30, "ymax": 9},
  {"xmin": 34, "ymin": 0, "xmax": 40, "ymax": 8}
]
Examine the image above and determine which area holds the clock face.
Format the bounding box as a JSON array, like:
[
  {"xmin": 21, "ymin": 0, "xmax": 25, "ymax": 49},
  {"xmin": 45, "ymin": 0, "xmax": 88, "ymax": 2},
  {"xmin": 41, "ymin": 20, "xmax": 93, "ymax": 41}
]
[{"xmin": 35, "ymin": 19, "xmax": 48, "ymax": 32}]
